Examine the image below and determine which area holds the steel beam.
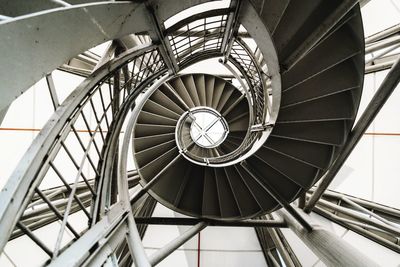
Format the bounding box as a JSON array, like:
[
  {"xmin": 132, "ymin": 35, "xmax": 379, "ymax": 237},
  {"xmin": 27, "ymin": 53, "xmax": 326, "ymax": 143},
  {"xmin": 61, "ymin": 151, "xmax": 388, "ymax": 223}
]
[
  {"xmin": 134, "ymin": 217, "xmax": 287, "ymax": 228},
  {"xmin": 221, "ymin": 0, "xmax": 241, "ymax": 61},
  {"xmin": 276, "ymin": 208, "xmax": 380, "ymax": 267},
  {"xmin": 314, "ymin": 206, "xmax": 400, "ymax": 253},
  {"xmin": 146, "ymin": 4, "xmax": 179, "ymax": 73},
  {"xmin": 365, "ymin": 35, "xmax": 400, "ymax": 54},
  {"xmin": 304, "ymin": 57, "xmax": 400, "ymax": 213},
  {"xmin": 149, "ymin": 222, "xmax": 207, "ymax": 266},
  {"xmin": 282, "ymin": 0, "xmax": 359, "ymax": 71},
  {"xmin": 241, "ymin": 162, "xmax": 313, "ymax": 232},
  {"xmin": 46, "ymin": 73, "xmax": 60, "ymax": 110},
  {"xmin": 312, "ymin": 189, "xmax": 400, "ymax": 219},
  {"xmin": 255, "ymin": 214, "xmax": 300, "ymax": 267},
  {"xmin": 316, "ymin": 198, "xmax": 400, "ymax": 237},
  {"xmin": 365, "ymin": 23, "xmax": 400, "ymax": 44}
]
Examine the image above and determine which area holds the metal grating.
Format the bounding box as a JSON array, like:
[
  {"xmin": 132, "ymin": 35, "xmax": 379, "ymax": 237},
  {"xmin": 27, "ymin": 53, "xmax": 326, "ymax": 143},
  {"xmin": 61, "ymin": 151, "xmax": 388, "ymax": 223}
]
[{"xmin": 167, "ymin": 13, "xmax": 228, "ymax": 66}]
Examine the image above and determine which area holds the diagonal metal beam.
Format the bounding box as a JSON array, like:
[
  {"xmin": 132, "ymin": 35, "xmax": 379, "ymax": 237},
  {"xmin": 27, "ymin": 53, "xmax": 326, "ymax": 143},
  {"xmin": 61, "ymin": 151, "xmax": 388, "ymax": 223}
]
[
  {"xmin": 149, "ymin": 222, "xmax": 207, "ymax": 266},
  {"xmin": 282, "ymin": 0, "xmax": 359, "ymax": 72},
  {"xmin": 304, "ymin": 57, "xmax": 400, "ymax": 213},
  {"xmin": 222, "ymin": 0, "xmax": 242, "ymax": 62},
  {"xmin": 146, "ymin": 3, "xmax": 179, "ymax": 74},
  {"xmin": 241, "ymin": 162, "xmax": 313, "ymax": 232}
]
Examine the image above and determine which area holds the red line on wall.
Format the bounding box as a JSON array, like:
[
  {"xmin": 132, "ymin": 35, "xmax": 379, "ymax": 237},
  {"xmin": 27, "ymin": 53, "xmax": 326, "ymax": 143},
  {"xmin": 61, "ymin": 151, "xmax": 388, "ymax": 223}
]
[
  {"xmin": 364, "ymin": 132, "xmax": 400, "ymax": 136},
  {"xmin": 0, "ymin": 127, "xmax": 111, "ymax": 133}
]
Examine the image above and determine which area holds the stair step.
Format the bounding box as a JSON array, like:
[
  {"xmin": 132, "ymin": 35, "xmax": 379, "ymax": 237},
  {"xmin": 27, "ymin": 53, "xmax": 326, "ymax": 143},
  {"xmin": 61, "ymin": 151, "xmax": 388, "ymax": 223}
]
[
  {"xmin": 205, "ymin": 75, "xmax": 215, "ymax": 107},
  {"xmin": 212, "ymin": 78, "xmax": 226, "ymax": 109},
  {"xmin": 224, "ymin": 166, "xmax": 260, "ymax": 217},
  {"xmin": 177, "ymin": 164, "xmax": 204, "ymax": 215},
  {"xmin": 264, "ymin": 136, "xmax": 334, "ymax": 170},
  {"xmin": 258, "ymin": 0, "xmax": 290, "ymax": 35},
  {"xmin": 216, "ymin": 85, "xmax": 235, "ymax": 112},
  {"xmin": 235, "ymin": 165, "xmax": 278, "ymax": 212},
  {"xmin": 282, "ymin": 24, "xmax": 361, "ymax": 90},
  {"xmin": 272, "ymin": 120, "xmax": 346, "ymax": 146},
  {"xmin": 142, "ymin": 99, "xmax": 181, "ymax": 120},
  {"xmin": 273, "ymin": 0, "xmax": 338, "ymax": 60},
  {"xmin": 134, "ymin": 133, "xmax": 175, "ymax": 152},
  {"xmin": 182, "ymin": 75, "xmax": 201, "ymax": 106},
  {"xmin": 246, "ymin": 157, "xmax": 302, "ymax": 203},
  {"xmin": 134, "ymin": 123, "xmax": 176, "ymax": 137},
  {"xmin": 215, "ymin": 168, "xmax": 241, "ymax": 218},
  {"xmin": 139, "ymin": 147, "xmax": 179, "ymax": 183},
  {"xmin": 169, "ymin": 77, "xmax": 196, "ymax": 108},
  {"xmin": 137, "ymin": 111, "xmax": 178, "ymax": 126},
  {"xmin": 151, "ymin": 157, "xmax": 190, "ymax": 204},
  {"xmin": 282, "ymin": 59, "xmax": 360, "ymax": 107},
  {"xmin": 150, "ymin": 88, "xmax": 185, "ymax": 115},
  {"xmin": 193, "ymin": 74, "xmax": 207, "ymax": 106},
  {"xmin": 254, "ymin": 147, "xmax": 319, "ymax": 188},
  {"xmin": 278, "ymin": 91, "xmax": 354, "ymax": 123},
  {"xmin": 135, "ymin": 139, "xmax": 176, "ymax": 167},
  {"xmin": 202, "ymin": 167, "xmax": 221, "ymax": 217}
]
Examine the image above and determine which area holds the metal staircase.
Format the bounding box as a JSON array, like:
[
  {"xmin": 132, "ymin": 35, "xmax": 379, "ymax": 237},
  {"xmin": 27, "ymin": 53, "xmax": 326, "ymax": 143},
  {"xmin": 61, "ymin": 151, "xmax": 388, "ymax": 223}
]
[{"xmin": 0, "ymin": 0, "xmax": 383, "ymax": 266}]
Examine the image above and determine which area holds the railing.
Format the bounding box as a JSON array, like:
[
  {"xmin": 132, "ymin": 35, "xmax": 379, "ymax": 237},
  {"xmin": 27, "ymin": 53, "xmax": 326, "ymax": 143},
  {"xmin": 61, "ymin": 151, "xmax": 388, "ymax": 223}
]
[
  {"xmin": 0, "ymin": 44, "xmax": 166, "ymax": 265},
  {"xmin": 166, "ymin": 9, "xmax": 230, "ymax": 68}
]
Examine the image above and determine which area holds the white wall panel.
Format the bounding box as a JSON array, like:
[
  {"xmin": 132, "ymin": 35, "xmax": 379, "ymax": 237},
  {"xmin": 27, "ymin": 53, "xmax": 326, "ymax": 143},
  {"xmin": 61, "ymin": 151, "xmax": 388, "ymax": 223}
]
[
  {"xmin": 373, "ymin": 136, "xmax": 400, "ymax": 208},
  {"xmin": 361, "ymin": 0, "xmax": 400, "ymax": 36},
  {"xmin": 329, "ymin": 136, "xmax": 374, "ymax": 200}
]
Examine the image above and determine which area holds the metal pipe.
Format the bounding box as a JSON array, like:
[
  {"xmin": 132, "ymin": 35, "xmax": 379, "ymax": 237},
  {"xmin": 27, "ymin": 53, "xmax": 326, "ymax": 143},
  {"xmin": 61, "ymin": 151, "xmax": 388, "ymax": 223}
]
[
  {"xmin": 314, "ymin": 206, "xmax": 400, "ymax": 253},
  {"xmin": 365, "ymin": 43, "xmax": 400, "ymax": 65},
  {"xmin": 276, "ymin": 208, "xmax": 380, "ymax": 267},
  {"xmin": 267, "ymin": 227, "xmax": 297, "ymax": 267},
  {"xmin": 304, "ymin": 57, "xmax": 400, "ymax": 213},
  {"xmin": 365, "ymin": 60, "xmax": 397, "ymax": 74},
  {"xmin": 365, "ymin": 35, "xmax": 400, "ymax": 54},
  {"xmin": 316, "ymin": 199, "xmax": 400, "ymax": 236},
  {"xmin": 134, "ymin": 217, "xmax": 287, "ymax": 228},
  {"xmin": 149, "ymin": 222, "xmax": 207, "ymax": 266},
  {"xmin": 365, "ymin": 23, "xmax": 400, "ymax": 44},
  {"xmin": 310, "ymin": 189, "xmax": 400, "ymax": 218},
  {"xmin": 339, "ymin": 196, "xmax": 400, "ymax": 229}
]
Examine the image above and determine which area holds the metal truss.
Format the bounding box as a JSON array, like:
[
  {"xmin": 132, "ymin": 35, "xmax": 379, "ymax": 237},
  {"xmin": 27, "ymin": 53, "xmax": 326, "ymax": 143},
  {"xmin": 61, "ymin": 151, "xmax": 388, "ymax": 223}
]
[{"xmin": 310, "ymin": 189, "xmax": 400, "ymax": 253}]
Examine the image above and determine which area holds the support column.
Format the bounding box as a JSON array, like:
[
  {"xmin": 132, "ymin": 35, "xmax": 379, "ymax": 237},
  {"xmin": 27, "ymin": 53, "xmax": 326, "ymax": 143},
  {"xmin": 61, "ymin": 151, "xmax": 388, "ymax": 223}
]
[{"xmin": 276, "ymin": 208, "xmax": 380, "ymax": 267}]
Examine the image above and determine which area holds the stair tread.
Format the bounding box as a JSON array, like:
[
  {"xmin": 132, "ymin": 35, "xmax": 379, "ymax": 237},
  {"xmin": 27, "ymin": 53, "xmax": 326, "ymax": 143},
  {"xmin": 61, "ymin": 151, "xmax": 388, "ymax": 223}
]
[
  {"xmin": 253, "ymin": 147, "xmax": 319, "ymax": 188},
  {"xmin": 264, "ymin": 136, "xmax": 333, "ymax": 170},
  {"xmin": 278, "ymin": 91, "xmax": 354, "ymax": 123},
  {"xmin": 272, "ymin": 120, "xmax": 346, "ymax": 146}
]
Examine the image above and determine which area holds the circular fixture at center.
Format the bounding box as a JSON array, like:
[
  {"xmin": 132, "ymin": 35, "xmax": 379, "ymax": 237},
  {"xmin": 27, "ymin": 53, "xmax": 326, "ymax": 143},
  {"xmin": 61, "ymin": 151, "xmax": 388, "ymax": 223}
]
[{"xmin": 189, "ymin": 107, "xmax": 229, "ymax": 148}]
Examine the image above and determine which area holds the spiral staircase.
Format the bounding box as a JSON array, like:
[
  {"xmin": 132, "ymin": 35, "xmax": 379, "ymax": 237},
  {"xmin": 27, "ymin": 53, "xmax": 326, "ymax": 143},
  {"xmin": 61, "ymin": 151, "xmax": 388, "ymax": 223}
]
[{"xmin": 0, "ymin": 0, "xmax": 373, "ymax": 266}]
